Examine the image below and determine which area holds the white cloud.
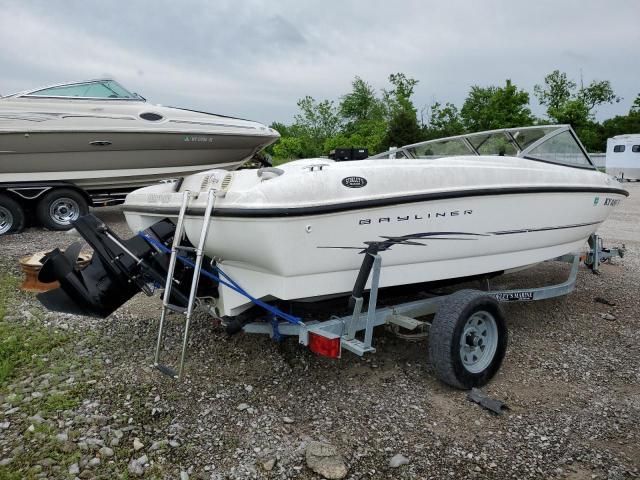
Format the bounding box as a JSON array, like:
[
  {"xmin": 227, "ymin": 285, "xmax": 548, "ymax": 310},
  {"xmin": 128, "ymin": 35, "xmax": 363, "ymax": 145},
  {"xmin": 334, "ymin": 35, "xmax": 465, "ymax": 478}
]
[{"xmin": 0, "ymin": 0, "xmax": 638, "ymax": 123}]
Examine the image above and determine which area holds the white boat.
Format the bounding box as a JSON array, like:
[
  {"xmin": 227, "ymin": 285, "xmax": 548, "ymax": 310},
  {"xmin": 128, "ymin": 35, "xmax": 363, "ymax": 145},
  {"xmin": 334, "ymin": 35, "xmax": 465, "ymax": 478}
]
[
  {"xmin": 121, "ymin": 125, "xmax": 628, "ymax": 317},
  {"xmin": 0, "ymin": 79, "xmax": 279, "ymax": 191}
]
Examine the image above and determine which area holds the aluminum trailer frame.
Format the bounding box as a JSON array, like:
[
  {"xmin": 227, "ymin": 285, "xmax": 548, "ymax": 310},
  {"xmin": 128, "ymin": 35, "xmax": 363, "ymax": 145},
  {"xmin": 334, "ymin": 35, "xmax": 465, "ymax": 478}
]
[{"xmin": 242, "ymin": 234, "xmax": 624, "ymax": 359}]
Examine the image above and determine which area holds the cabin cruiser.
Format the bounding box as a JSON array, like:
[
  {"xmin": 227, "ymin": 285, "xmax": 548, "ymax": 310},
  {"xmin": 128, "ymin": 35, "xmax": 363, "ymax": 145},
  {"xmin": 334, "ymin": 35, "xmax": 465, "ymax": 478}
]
[
  {"xmin": 0, "ymin": 79, "xmax": 279, "ymax": 191},
  {"xmin": 37, "ymin": 125, "xmax": 628, "ymax": 320}
]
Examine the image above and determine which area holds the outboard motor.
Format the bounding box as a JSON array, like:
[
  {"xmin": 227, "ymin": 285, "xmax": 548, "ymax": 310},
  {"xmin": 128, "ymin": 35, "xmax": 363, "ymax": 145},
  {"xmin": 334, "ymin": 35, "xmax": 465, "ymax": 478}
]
[{"xmin": 37, "ymin": 214, "xmax": 209, "ymax": 318}]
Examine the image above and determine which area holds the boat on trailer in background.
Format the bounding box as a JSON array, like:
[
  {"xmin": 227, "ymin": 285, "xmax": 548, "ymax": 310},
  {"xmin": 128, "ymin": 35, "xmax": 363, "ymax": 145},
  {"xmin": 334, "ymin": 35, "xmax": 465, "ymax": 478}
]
[
  {"xmin": 36, "ymin": 125, "xmax": 628, "ymax": 388},
  {"xmin": 0, "ymin": 79, "xmax": 279, "ymax": 234}
]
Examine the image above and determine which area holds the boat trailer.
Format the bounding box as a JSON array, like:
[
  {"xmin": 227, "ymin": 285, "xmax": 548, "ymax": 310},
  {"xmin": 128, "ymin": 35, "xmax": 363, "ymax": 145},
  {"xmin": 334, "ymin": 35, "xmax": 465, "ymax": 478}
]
[
  {"xmin": 36, "ymin": 207, "xmax": 625, "ymax": 389},
  {"xmin": 234, "ymin": 235, "xmax": 624, "ymax": 389}
]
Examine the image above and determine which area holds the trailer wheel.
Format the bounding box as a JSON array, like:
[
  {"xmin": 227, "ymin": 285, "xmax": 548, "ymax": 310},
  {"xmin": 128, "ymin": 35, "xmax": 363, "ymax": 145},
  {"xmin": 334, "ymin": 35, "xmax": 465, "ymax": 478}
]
[
  {"xmin": 36, "ymin": 188, "xmax": 89, "ymax": 231},
  {"xmin": 429, "ymin": 289, "xmax": 507, "ymax": 389},
  {"xmin": 0, "ymin": 193, "xmax": 25, "ymax": 235}
]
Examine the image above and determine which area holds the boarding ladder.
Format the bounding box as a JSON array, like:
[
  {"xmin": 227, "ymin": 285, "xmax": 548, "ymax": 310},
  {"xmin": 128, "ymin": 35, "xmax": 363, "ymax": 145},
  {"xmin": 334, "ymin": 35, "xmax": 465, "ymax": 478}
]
[{"xmin": 153, "ymin": 189, "xmax": 216, "ymax": 380}]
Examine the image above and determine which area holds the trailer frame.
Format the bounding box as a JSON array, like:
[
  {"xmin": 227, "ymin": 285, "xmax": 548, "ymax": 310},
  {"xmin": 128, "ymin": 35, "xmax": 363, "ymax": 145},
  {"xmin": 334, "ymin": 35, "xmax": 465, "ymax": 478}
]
[{"xmin": 240, "ymin": 234, "xmax": 624, "ymax": 360}]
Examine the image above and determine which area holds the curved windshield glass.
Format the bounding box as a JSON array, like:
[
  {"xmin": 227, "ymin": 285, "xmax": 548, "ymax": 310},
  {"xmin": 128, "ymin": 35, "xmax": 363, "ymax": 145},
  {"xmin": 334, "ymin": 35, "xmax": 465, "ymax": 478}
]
[
  {"xmin": 468, "ymin": 132, "xmax": 518, "ymax": 156},
  {"xmin": 525, "ymin": 130, "xmax": 591, "ymax": 166},
  {"xmin": 407, "ymin": 138, "xmax": 473, "ymax": 158},
  {"xmin": 369, "ymin": 125, "xmax": 594, "ymax": 168},
  {"xmin": 26, "ymin": 80, "xmax": 139, "ymax": 99}
]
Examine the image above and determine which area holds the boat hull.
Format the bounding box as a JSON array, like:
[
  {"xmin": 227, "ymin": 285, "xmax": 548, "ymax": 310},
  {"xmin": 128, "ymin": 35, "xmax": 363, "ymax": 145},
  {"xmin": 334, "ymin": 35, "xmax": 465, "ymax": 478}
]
[
  {"xmin": 125, "ymin": 189, "xmax": 625, "ymax": 316},
  {"xmin": 0, "ymin": 131, "xmax": 272, "ymax": 190}
]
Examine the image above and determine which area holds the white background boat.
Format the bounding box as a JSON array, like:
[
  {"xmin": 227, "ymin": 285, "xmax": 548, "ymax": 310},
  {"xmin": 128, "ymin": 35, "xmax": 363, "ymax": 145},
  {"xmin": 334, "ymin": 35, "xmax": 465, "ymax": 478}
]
[{"xmin": 0, "ymin": 79, "xmax": 279, "ymax": 191}]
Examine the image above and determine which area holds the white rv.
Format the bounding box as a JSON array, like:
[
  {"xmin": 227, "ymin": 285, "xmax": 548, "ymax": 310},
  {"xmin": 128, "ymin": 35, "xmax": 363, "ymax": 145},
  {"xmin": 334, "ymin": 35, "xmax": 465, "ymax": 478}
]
[{"xmin": 606, "ymin": 134, "xmax": 640, "ymax": 181}]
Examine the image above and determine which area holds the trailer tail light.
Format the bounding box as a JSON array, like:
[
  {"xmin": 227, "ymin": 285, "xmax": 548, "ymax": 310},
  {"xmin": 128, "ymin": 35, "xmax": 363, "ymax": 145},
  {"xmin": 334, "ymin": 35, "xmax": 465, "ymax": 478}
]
[{"xmin": 308, "ymin": 332, "xmax": 341, "ymax": 359}]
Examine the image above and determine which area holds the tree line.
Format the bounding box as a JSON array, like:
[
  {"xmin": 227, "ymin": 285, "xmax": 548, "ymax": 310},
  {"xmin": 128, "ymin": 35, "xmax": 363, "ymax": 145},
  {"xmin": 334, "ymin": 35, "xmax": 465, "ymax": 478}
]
[{"xmin": 266, "ymin": 70, "xmax": 640, "ymax": 163}]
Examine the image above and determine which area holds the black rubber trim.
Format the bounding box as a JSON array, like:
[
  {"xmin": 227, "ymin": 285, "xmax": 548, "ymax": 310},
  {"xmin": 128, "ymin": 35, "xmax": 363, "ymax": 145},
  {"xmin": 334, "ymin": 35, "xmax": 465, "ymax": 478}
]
[
  {"xmin": 123, "ymin": 186, "xmax": 629, "ymax": 219},
  {"xmin": 0, "ymin": 181, "xmax": 77, "ymax": 189}
]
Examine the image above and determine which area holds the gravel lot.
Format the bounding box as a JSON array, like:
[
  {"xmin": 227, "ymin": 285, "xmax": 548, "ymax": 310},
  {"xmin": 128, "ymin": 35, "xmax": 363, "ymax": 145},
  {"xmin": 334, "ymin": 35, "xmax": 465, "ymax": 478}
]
[{"xmin": 0, "ymin": 185, "xmax": 638, "ymax": 479}]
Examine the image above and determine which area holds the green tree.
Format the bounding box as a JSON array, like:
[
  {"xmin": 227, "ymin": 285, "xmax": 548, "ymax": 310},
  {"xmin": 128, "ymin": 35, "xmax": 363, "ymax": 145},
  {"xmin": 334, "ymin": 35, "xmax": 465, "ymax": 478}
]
[
  {"xmin": 460, "ymin": 79, "xmax": 534, "ymax": 131},
  {"xmin": 340, "ymin": 77, "xmax": 384, "ymax": 127},
  {"xmin": 294, "ymin": 96, "xmax": 341, "ymax": 150},
  {"xmin": 598, "ymin": 95, "xmax": 640, "ymax": 151},
  {"xmin": 533, "ymin": 70, "xmax": 575, "ymax": 111},
  {"xmin": 335, "ymin": 77, "xmax": 387, "ymax": 153},
  {"xmin": 272, "ymin": 135, "xmax": 308, "ymax": 162},
  {"xmin": 631, "ymin": 93, "xmax": 640, "ymax": 114},
  {"xmin": 380, "ymin": 73, "xmax": 422, "ymax": 149},
  {"xmin": 548, "ymin": 99, "xmax": 591, "ymax": 127},
  {"xmin": 269, "ymin": 96, "xmax": 341, "ymax": 161},
  {"xmin": 534, "ymin": 70, "xmax": 622, "ymax": 151},
  {"xmin": 423, "ymin": 101, "xmax": 465, "ymax": 139},
  {"xmin": 578, "ymin": 80, "xmax": 620, "ymax": 112},
  {"xmin": 264, "ymin": 121, "xmax": 288, "ymax": 157},
  {"xmin": 382, "ymin": 108, "xmax": 423, "ymax": 148},
  {"xmin": 534, "ymin": 70, "xmax": 620, "ymax": 124},
  {"xmin": 382, "ymin": 72, "xmax": 419, "ymax": 116}
]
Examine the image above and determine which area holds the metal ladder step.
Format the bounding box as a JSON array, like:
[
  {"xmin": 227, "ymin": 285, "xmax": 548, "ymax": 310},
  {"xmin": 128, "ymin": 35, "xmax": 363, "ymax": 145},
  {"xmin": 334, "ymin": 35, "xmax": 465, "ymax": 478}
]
[
  {"xmin": 153, "ymin": 189, "xmax": 217, "ymax": 380},
  {"xmin": 165, "ymin": 303, "xmax": 187, "ymax": 315},
  {"xmin": 175, "ymin": 245, "xmax": 197, "ymax": 253},
  {"xmin": 154, "ymin": 364, "xmax": 178, "ymax": 379}
]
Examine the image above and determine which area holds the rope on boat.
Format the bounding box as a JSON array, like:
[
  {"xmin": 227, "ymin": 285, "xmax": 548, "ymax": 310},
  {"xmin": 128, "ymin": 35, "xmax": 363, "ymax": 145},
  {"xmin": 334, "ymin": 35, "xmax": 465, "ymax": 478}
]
[{"xmin": 138, "ymin": 232, "xmax": 304, "ymax": 326}]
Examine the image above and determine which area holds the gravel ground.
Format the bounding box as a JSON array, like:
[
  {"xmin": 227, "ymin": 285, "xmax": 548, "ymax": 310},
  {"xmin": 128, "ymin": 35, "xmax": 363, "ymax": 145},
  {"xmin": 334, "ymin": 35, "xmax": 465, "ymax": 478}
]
[{"xmin": 0, "ymin": 185, "xmax": 639, "ymax": 479}]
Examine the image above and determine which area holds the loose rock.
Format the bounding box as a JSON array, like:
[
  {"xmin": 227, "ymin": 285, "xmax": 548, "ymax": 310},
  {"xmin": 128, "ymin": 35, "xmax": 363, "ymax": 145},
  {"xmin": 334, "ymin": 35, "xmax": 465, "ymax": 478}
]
[
  {"xmin": 389, "ymin": 454, "xmax": 410, "ymax": 468},
  {"xmin": 99, "ymin": 446, "xmax": 114, "ymax": 457},
  {"xmin": 305, "ymin": 441, "xmax": 348, "ymax": 479},
  {"xmin": 262, "ymin": 457, "xmax": 277, "ymax": 471},
  {"xmin": 128, "ymin": 459, "xmax": 145, "ymax": 477}
]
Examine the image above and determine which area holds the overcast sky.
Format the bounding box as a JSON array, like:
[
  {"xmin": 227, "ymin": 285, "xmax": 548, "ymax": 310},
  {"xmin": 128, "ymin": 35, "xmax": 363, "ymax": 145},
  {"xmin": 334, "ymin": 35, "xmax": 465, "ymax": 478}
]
[{"xmin": 1, "ymin": 0, "xmax": 638, "ymax": 125}]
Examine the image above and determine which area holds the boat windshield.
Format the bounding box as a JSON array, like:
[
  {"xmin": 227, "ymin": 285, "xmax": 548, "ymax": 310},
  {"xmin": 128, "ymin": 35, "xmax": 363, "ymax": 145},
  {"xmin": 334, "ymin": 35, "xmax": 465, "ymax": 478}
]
[
  {"xmin": 21, "ymin": 80, "xmax": 141, "ymax": 100},
  {"xmin": 371, "ymin": 125, "xmax": 594, "ymax": 168}
]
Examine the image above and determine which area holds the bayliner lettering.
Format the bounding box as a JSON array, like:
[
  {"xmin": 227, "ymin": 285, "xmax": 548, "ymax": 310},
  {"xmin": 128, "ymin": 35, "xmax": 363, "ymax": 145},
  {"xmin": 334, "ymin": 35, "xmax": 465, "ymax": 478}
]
[
  {"xmin": 359, "ymin": 209, "xmax": 473, "ymax": 225},
  {"xmin": 342, "ymin": 176, "xmax": 367, "ymax": 188}
]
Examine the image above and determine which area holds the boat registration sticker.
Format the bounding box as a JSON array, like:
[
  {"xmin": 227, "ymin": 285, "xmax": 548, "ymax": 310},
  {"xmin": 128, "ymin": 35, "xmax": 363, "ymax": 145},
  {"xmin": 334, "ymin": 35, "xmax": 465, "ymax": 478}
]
[
  {"xmin": 184, "ymin": 136, "xmax": 214, "ymax": 143},
  {"xmin": 342, "ymin": 176, "xmax": 367, "ymax": 188}
]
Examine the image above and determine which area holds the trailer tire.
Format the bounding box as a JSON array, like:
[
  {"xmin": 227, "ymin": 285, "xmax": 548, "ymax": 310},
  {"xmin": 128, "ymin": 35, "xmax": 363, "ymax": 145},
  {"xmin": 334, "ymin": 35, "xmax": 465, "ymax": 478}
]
[
  {"xmin": 36, "ymin": 188, "xmax": 89, "ymax": 231},
  {"xmin": 0, "ymin": 193, "xmax": 25, "ymax": 235},
  {"xmin": 429, "ymin": 289, "xmax": 507, "ymax": 389}
]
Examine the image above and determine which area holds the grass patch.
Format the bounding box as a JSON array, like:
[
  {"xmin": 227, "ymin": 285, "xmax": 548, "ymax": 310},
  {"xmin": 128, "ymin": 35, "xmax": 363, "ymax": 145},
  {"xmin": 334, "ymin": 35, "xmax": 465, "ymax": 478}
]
[
  {"xmin": 40, "ymin": 391, "xmax": 82, "ymax": 413},
  {"xmin": 0, "ymin": 274, "xmax": 71, "ymax": 385},
  {"xmin": 0, "ymin": 470, "xmax": 24, "ymax": 480},
  {"xmin": 0, "ymin": 272, "xmax": 105, "ymax": 479}
]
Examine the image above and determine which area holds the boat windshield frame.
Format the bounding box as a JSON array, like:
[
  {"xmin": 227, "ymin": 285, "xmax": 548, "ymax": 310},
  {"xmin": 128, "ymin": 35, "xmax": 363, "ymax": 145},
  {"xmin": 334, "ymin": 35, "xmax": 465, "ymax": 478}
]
[
  {"xmin": 2, "ymin": 79, "xmax": 145, "ymax": 101},
  {"xmin": 370, "ymin": 125, "xmax": 596, "ymax": 170}
]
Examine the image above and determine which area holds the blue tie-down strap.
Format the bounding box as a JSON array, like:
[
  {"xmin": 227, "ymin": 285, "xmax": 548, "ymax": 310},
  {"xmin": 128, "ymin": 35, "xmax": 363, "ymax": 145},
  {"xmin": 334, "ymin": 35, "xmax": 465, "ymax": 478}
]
[
  {"xmin": 138, "ymin": 233, "xmax": 304, "ymax": 326},
  {"xmin": 270, "ymin": 315, "xmax": 283, "ymax": 342}
]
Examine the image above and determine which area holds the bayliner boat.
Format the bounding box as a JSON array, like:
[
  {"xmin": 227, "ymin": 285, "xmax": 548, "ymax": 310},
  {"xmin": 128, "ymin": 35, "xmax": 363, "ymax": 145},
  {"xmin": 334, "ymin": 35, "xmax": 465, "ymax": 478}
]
[
  {"xmin": 0, "ymin": 79, "xmax": 279, "ymax": 191},
  {"xmin": 37, "ymin": 125, "xmax": 628, "ymax": 321}
]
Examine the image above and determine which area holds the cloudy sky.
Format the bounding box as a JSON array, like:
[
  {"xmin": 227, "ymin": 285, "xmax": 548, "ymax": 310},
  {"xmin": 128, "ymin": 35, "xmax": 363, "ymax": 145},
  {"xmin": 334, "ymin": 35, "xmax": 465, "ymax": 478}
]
[{"xmin": 1, "ymin": 0, "xmax": 638, "ymax": 124}]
